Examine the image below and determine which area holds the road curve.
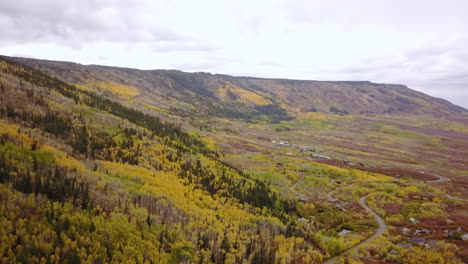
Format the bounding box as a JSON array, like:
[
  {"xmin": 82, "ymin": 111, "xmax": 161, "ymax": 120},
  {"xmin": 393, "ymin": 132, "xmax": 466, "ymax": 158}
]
[
  {"xmin": 292, "ymin": 175, "xmax": 306, "ymax": 190},
  {"xmin": 447, "ymin": 195, "xmax": 468, "ymax": 202},
  {"xmin": 326, "ymin": 179, "xmax": 336, "ymax": 199},
  {"xmin": 426, "ymin": 175, "xmax": 467, "ymax": 202},
  {"xmin": 325, "ymin": 195, "xmax": 387, "ymax": 264},
  {"xmin": 357, "ymin": 196, "xmax": 388, "ymax": 244},
  {"xmin": 427, "ymin": 174, "xmax": 449, "ymax": 183},
  {"xmin": 327, "ymin": 189, "xmax": 335, "ymax": 200}
]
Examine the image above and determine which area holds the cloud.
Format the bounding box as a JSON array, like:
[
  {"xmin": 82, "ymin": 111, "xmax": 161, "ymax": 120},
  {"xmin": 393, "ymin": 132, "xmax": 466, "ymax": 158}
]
[
  {"xmin": 152, "ymin": 42, "xmax": 218, "ymax": 53},
  {"xmin": 0, "ymin": 0, "xmax": 190, "ymax": 48},
  {"xmin": 0, "ymin": 0, "xmax": 467, "ymax": 108}
]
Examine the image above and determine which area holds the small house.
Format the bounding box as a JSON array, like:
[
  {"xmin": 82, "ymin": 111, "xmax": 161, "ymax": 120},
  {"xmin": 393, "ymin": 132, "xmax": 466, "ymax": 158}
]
[
  {"xmin": 398, "ymin": 243, "xmax": 412, "ymax": 249},
  {"xmin": 410, "ymin": 237, "xmax": 426, "ymax": 246},
  {"xmin": 335, "ymin": 205, "xmax": 346, "ymax": 211},
  {"xmin": 414, "ymin": 229, "xmax": 430, "ymax": 235},
  {"xmin": 338, "ymin": 229, "xmax": 352, "ymax": 236}
]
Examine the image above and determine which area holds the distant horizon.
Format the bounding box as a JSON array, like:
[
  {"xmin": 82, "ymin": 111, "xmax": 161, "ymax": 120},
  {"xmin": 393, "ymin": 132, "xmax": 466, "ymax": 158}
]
[
  {"xmin": 1, "ymin": 0, "xmax": 467, "ymax": 109},
  {"xmin": 5, "ymin": 54, "xmax": 467, "ymax": 110},
  {"xmin": 0, "ymin": 3, "xmax": 467, "ymax": 261}
]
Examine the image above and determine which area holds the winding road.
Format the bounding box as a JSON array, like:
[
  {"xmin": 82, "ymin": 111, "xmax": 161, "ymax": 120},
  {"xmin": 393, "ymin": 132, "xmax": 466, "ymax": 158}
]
[
  {"xmin": 326, "ymin": 179, "xmax": 336, "ymax": 199},
  {"xmin": 357, "ymin": 196, "xmax": 388, "ymax": 245},
  {"xmin": 291, "ymin": 172, "xmax": 464, "ymax": 263},
  {"xmin": 323, "ymin": 173, "xmax": 465, "ymax": 263},
  {"xmin": 446, "ymin": 194, "xmax": 468, "ymax": 202},
  {"xmin": 427, "ymin": 174, "xmax": 468, "ymax": 202},
  {"xmin": 325, "ymin": 191, "xmax": 387, "ymax": 264},
  {"xmin": 292, "ymin": 175, "xmax": 306, "ymax": 190},
  {"xmin": 426, "ymin": 174, "xmax": 449, "ymax": 183}
]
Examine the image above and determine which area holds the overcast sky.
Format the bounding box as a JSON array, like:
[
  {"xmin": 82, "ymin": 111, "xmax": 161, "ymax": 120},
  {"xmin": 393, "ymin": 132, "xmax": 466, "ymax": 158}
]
[{"xmin": 1, "ymin": 0, "xmax": 467, "ymax": 108}]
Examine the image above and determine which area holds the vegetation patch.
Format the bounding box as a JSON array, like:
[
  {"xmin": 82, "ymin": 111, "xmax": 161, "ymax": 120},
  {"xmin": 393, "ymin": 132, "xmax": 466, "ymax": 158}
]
[{"xmin": 93, "ymin": 81, "xmax": 140, "ymax": 99}]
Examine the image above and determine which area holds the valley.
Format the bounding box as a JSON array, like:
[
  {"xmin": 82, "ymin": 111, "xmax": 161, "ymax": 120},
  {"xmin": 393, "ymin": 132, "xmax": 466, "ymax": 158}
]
[{"xmin": 0, "ymin": 55, "xmax": 467, "ymax": 263}]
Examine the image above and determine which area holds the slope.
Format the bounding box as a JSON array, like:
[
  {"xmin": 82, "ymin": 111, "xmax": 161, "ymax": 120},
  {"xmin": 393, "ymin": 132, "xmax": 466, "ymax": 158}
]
[
  {"xmin": 6, "ymin": 56, "xmax": 467, "ymax": 125},
  {"xmin": 0, "ymin": 56, "xmax": 325, "ymax": 263}
]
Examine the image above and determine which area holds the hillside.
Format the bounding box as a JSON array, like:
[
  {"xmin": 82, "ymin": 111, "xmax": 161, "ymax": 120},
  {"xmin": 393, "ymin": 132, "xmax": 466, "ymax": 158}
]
[
  {"xmin": 7, "ymin": 56, "xmax": 467, "ymax": 124},
  {"xmin": 0, "ymin": 55, "xmax": 467, "ymax": 264}
]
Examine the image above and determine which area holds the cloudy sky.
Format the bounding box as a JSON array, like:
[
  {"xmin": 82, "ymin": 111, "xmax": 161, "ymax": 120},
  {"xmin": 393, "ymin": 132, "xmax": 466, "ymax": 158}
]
[{"xmin": 1, "ymin": 0, "xmax": 467, "ymax": 108}]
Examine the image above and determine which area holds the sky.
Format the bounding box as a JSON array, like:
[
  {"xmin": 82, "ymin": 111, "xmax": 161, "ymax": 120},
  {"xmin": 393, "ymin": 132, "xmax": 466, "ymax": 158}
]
[{"xmin": 1, "ymin": 0, "xmax": 467, "ymax": 108}]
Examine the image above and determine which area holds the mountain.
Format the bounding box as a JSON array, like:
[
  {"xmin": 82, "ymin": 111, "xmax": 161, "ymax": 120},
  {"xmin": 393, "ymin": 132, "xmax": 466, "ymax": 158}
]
[
  {"xmin": 7, "ymin": 56, "xmax": 466, "ymax": 124},
  {"xmin": 0, "ymin": 55, "xmax": 467, "ymax": 264}
]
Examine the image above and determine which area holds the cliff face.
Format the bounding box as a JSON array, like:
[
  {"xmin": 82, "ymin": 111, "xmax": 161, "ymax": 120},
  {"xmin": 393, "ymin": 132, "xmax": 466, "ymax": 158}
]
[{"xmin": 7, "ymin": 56, "xmax": 466, "ymax": 123}]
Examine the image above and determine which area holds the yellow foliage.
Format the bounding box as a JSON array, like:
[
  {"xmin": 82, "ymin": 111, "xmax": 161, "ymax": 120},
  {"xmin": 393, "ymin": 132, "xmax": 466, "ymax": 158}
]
[
  {"xmin": 201, "ymin": 136, "xmax": 218, "ymax": 152},
  {"xmin": 403, "ymin": 186, "xmax": 419, "ymax": 193},
  {"xmin": 93, "ymin": 81, "xmax": 139, "ymax": 99},
  {"xmin": 40, "ymin": 145, "xmax": 85, "ymax": 173},
  {"xmin": 312, "ymin": 162, "xmax": 348, "ymax": 175},
  {"xmin": 347, "ymin": 258, "xmax": 365, "ymax": 264},
  {"xmin": 399, "ymin": 241, "xmax": 462, "ymax": 264},
  {"xmin": 0, "ymin": 61, "xmax": 27, "ymax": 74},
  {"xmin": 299, "ymin": 112, "xmax": 327, "ymax": 120},
  {"xmin": 220, "ymin": 85, "xmax": 270, "ymax": 105},
  {"xmin": 0, "ymin": 60, "xmax": 9, "ymax": 70},
  {"xmin": 143, "ymin": 103, "xmax": 170, "ymax": 114},
  {"xmin": 101, "ymin": 161, "xmax": 257, "ymax": 222},
  {"xmin": 0, "ymin": 121, "xmax": 34, "ymax": 147},
  {"xmin": 47, "ymin": 100, "xmax": 67, "ymax": 111},
  {"xmin": 73, "ymin": 84, "xmax": 94, "ymax": 92}
]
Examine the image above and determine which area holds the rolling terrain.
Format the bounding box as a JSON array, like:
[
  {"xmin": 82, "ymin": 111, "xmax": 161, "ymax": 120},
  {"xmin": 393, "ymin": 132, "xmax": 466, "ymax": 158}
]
[
  {"xmin": 0, "ymin": 55, "xmax": 467, "ymax": 263},
  {"xmin": 9, "ymin": 56, "xmax": 466, "ymax": 121}
]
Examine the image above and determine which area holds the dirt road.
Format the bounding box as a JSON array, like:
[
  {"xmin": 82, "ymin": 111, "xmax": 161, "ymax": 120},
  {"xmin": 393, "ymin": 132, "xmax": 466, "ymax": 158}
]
[
  {"xmin": 427, "ymin": 175, "xmax": 467, "ymax": 202},
  {"xmin": 324, "ymin": 195, "xmax": 387, "ymax": 264},
  {"xmin": 292, "ymin": 175, "xmax": 306, "ymax": 190},
  {"xmin": 427, "ymin": 174, "xmax": 450, "ymax": 183}
]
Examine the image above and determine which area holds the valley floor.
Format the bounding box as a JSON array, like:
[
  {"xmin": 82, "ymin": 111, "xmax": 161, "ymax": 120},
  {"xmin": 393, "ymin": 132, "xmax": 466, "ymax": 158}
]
[{"xmin": 0, "ymin": 56, "xmax": 467, "ymax": 263}]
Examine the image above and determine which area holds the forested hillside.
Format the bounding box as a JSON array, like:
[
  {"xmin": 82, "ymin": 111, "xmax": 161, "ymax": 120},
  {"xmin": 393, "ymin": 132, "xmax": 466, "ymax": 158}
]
[
  {"xmin": 0, "ymin": 57, "xmax": 324, "ymax": 263},
  {"xmin": 0, "ymin": 56, "xmax": 467, "ymax": 263},
  {"xmin": 8, "ymin": 56, "xmax": 466, "ymax": 125}
]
